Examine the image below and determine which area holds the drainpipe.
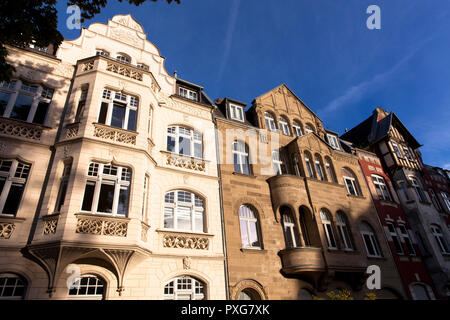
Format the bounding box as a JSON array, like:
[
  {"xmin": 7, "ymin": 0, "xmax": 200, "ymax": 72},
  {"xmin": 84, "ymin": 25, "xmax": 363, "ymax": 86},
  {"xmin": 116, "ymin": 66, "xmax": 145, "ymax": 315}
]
[{"xmin": 213, "ymin": 114, "xmax": 230, "ymax": 300}]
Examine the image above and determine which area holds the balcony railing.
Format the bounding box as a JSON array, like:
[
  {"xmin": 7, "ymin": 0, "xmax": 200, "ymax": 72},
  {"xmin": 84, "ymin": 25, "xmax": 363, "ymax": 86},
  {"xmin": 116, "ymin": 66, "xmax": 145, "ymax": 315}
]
[
  {"xmin": 0, "ymin": 117, "xmax": 48, "ymax": 141},
  {"xmin": 162, "ymin": 151, "xmax": 206, "ymax": 172},
  {"xmin": 93, "ymin": 123, "xmax": 138, "ymax": 145},
  {"xmin": 75, "ymin": 214, "xmax": 129, "ymax": 237}
]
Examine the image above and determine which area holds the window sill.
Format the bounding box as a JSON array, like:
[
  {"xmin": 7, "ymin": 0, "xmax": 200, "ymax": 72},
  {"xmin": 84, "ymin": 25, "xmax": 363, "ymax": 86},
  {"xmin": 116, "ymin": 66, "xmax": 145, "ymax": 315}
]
[
  {"xmin": 160, "ymin": 150, "xmax": 210, "ymax": 163},
  {"xmin": 0, "ymin": 215, "xmax": 26, "ymax": 223},
  {"xmin": 347, "ymin": 194, "xmax": 366, "ymax": 200},
  {"xmin": 75, "ymin": 212, "xmax": 130, "ymax": 221},
  {"xmin": 232, "ymin": 172, "xmax": 256, "ymax": 178},
  {"xmin": 93, "ymin": 122, "xmax": 138, "ymax": 134},
  {"xmin": 379, "ymin": 200, "xmax": 398, "ymax": 207},
  {"xmin": 366, "ymin": 255, "xmax": 385, "ymax": 260},
  {"xmin": 155, "ymin": 228, "xmax": 214, "ymax": 237},
  {"xmin": 240, "ymin": 248, "xmax": 267, "ymax": 254}
]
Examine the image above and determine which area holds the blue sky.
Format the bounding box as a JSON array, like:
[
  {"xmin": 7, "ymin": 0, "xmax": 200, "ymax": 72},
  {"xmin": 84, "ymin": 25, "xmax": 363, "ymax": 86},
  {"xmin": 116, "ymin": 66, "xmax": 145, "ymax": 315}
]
[{"xmin": 56, "ymin": 0, "xmax": 450, "ymax": 168}]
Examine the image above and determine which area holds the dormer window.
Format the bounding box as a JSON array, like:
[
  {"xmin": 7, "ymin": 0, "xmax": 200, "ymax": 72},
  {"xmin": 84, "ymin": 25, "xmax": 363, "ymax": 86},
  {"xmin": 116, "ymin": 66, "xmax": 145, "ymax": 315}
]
[
  {"xmin": 230, "ymin": 104, "xmax": 244, "ymax": 122},
  {"xmin": 179, "ymin": 87, "xmax": 198, "ymax": 102},
  {"xmin": 116, "ymin": 53, "xmax": 131, "ymax": 64},
  {"xmin": 137, "ymin": 63, "xmax": 149, "ymax": 71},
  {"xmin": 327, "ymin": 134, "xmax": 340, "ymax": 150},
  {"xmin": 96, "ymin": 49, "xmax": 110, "ymax": 57}
]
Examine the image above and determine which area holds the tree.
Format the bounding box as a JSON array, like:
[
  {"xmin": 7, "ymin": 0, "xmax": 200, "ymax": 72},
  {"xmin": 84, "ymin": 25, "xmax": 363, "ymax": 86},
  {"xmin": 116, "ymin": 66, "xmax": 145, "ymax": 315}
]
[{"xmin": 0, "ymin": 0, "xmax": 179, "ymax": 82}]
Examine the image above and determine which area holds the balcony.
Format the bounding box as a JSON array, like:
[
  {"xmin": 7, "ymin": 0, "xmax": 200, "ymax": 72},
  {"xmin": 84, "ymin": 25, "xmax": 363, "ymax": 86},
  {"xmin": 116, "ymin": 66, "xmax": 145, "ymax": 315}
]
[
  {"xmin": 161, "ymin": 151, "xmax": 207, "ymax": 172},
  {"xmin": 93, "ymin": 122, "xmax": 138, "ymax": 145},
  {"xmin": 278, "ymin": 246, "xmax": 326, "ymax": 275},
  {"xmin": 0, "ymin": 117, "xmax": 49, "ymax": 141},
  {"xmin": 75, "ymin": 213, "xmax": 130, "ymax": 237},
  {"xmin": 267, "ymin": 175, "xmax": 306, "ymax": 208}
]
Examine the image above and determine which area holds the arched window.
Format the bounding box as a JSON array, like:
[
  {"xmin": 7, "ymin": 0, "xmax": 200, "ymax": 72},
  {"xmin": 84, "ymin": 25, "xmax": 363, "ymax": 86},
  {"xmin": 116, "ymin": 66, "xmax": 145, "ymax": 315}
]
[
  {"xmin": 96, "ymin": 49, "xmax": 110, "ymax": 57},
  {"xmin": 81, "ymin": 162, "xmax": 131, "ymax": 216},
  {"xmin": 431, "ymin": 224, "xmax": 450, "ymax": 254},
  {"xmin": 279, "ymin": 116, "xmax": 290, "ymax": 136},
  {"xmin": 304, "ymin": 151, "xmax": 314, "ymax": 178},
  {"xmin": 410, "ymin": 283, "xmax": 435, "ymax": 300},
  {"xmin": 0, "ymin": 159, "xmax": 31, "ymax": 216},
  {"xmin": 238, "ymin": 288, "xmax": 261, "ymax": 300},
  {"xmin": 314, "ymin": 154, "xmax": 325, "ymax": 181},
  {"xmin": 409, "ymin": 177, "xmax": 427, "ymax": 202},
  {"xmin": 336, "ymin": 211, "xmax": 353, "ymax": 250},
  {"xmin": 304, "ymin": 123, "xmax": 315, "ymax": 134},
  {"xmin": 292, "ymin": 154, "xmax": 302, "ymax": 177},
  {"xmin": 360, "ymin": 222, "xmax": 382, "ymax": 257},
  {"xmin": 167, "ymin": 126, "xmax": 203, "ymax": 158},
  {"xmin": 164, "ymin": 190, "xmax": 204, "ymax": 232},
  {"xmin": 320, "ymin": 209, "xmax": 337, "ymax": 249},
  {"xmin": 264, "ymin": 112, "xmax": 277, "ymax": 132},
  {"xmin": 116, "ymin": 53, "xmax": 131, "ymax": 64},
  {"xmin": 239, "ymin": 205, "xmax": 262, "ymax": 249},
  {"xmin": 342, "ymin": 167, "xmax": 361, "ymax": 196},
  {"xmin": 68, "ymin": 274, "xmax": 105, "ymax": 299},
  {"xmin": 292, "ymin": 120, "xmax": 303, "ymax": 137},
  {"xmin": 272, "ymin": 150, "xmax": 286, "ymax": 175},
  {"xmin": 98, "ymin": 88, "xmax": 138, "ymax": 131},
  {"xmin": 0, "ymin": 273, "xmax": 27, "ymax": 299},
  {"xmin": 232, "ymin": 140, "xmax": 251, "ymax": 175},
  {"xmin": 164, "ymin": 276, "xmax": 206, "ymax": 300},
  {"xmin": 372, "ymin": 175, "xmax": 392, "ymax": 201},
  {"xmin": 281, "ymin": 207, "xmax": 301, "ymax": 248},
  {"xmin": 136, "ymin": 63, "xmax": 149, "ymax": 71},
  {"xmin": 324, "ymin": 157, "xmax": 337, "ymax": 183}
]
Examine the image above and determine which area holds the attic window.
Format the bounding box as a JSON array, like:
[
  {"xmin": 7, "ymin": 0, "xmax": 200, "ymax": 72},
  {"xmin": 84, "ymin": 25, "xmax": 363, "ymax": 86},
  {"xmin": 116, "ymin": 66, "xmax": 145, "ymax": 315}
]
[
  {"xmin": 137, "ymin": 63, "xmax": 149, "ymax": 71},
  {"xmin": 327, "ymin": 134, "xmax": 340, "ymax": 150},
  {"xmin": 179, "ymin": 87, "xmax": 198, "ymax": 102},
  {"xmin": 230, "ymin": 104, "xmax": 244, "ymax": 122},
  {"xmin": 116, "ymin": 54, "xmax": 131, "ymax": 64},
  {"xmin": 96, "ymin": 49, "xmax": 110, "ymax": 57}
]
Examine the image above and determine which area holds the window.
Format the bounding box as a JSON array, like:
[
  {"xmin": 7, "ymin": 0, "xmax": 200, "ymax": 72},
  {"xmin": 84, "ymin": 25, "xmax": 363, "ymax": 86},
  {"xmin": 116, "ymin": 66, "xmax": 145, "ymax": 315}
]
[
  {"xmin": 304, "ymin": 152, "xmax": 314, "ymax": 178},
  {"xmin": 98, "ymin": 88, "xmax": 138, "ymax": 131},
  {"xmin": 272, "ymin": 150, "xmax": 286, "ymax": 175},
  {"xmin": 230, "ymin": 104, "xmax": 244, "ymax": 122},
  {"xmin": 81, "ymin": 162, "xmax": 131, "ymax": 216},
  {"xmin": 74, "ymin": 86, "xmax": 88, "ymax": 122},
  {"xmin": 116, "ymin": 53, "xmax": 131, "ymax": 64},
  {"xmin": 429, "ymin": 189, "xmax": 443, "ymax": 212},
  {"xmin": 325, "ymin": 157, "xmax": 337, "ymax": 183},
  {"xmin": 264, "ymin": 112, "xmax": 277, "ymax": 132},
  {"xmin": 0, "ymin": 274, "xmax": 26, "ymax": 299},
  {"xmin": 398, "ymin": 224, "xmax": 416, "ymax": 255},
  {"xmin": 386, "ymin": 222, "xmax": 404, "ymax": 255},
  {"xmin": 164, "ymin": 190, "xmax": 204, "ymax": 232},
  {"xmin": 167, "ymin": 126, "xmax": 202, "ymax": 158},
  {"xmin": 304, "ymin": 123, "xmax": 314, "ymax": 134},
  {"xmin": 399, "ymin": 182, "xmax": 410, "ymax": 201},
  {"xmin": 142, "ymin": 175, "xmax": 149, "ymax": 221},
  {"xmin": 441, "ymin": 192, "xmax": 450, "ymax": 212},
  {"xmin": 342, "ymin": 168, "xmax": 360, "ymax": 196},
  {"xmin": 279, "ymin": 116, "xmax": 290, "ymax": 136},
  {"xmin": 372, "ymin": 175, "xmax": 392, "ymax": 201},
  {"xmin": 327, "ymin": 134, "xmax": 340, "ymax": 150},
  {"xmin": 360, "ymin": 222, "xmax": 382, "ymax": 257},
  {"xmin": 0, "ymin": 159, "xmax": 31, "ymax": 216},
  {"xmin": 164, "ymin": 276, "xmax": 206, "ymax": 300},
  {"xmin": 314, "ymin": 155, "xmax": 325, "ymax": 181},
  {"xmin": 409, "ymin": 177, "xmax": 427, "ymax": 202},
  {"xmin": 402, "ymin": 145, "xmax": 414, "ymax": 161},
  {"xmin": 96, "ymin": 49, "xmax": 110, "ymax": 57},
  {"xmin": 0, "ymin": 79, "xmax": 53, "ymax": 125},
  {"xmin": 292, "ymin": 154, "xmax": 302, "ymax": 177},
  {"xmin": 238, "ymin": 288, "xmax": 261, "ymax": 300},
  {"xmin": 179, "ymin": 87, "xmax": 198, "ymax": 101},
  {"xmin": 336, "ymin": 211, "xmax": 353, "ymax": 250},
  {"xmin": 281, "ymin": 207, "xmax": 301, "ymax": 248},
  {"xmin": 54, "ymin": 161, "xmax": 72, "ymax": 213},
  {"xmin": 391, "ymin": 141, "xmax": 403, "ymax": 158},
  {"xmin": 136, "ymin": 63, "xmax": 149, "ymax": 71},
  {"xmin": 431, "ymin": 225, "xmax": 450, "ymax": 254},
  {"xmin": 320, "ymin": 209, "xmax": 337, "ymax": 249},
  {"xmin": 148, "ymin": 105, "xmax": 153, "ymax": 137},
  {"xmin": 232, "ymin": 141, "xmax": 251, "ymax": 175},
  {"xmin": 292, "ymin": 121, "xmax": 303, "ymax": 137},
  {"xmin": 239, "ymin": 205, "xmax": 262, "ymax": 249},
  {"xmin": 68, "ymin": 274, "xmax": 105, "ymax": 299}
]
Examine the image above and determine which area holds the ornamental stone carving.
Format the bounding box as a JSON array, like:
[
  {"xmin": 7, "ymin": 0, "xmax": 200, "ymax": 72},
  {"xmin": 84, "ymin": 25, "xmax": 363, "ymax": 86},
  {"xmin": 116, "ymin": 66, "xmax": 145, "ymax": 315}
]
[
  {"xmin": 163, "ymin": 234, "xmax": 209, "ymax": 250},
  {"xmin": 65, "ymin": 124, "xmax": 79, "ymax": 138},
  {"xmin": 183, "ymin": 256, "xmax": 191, "ymax": 270},
  {"xmin": 106, "ymin": 61, "xmax": 143, "ymax": 81},
  {"xmin": 0, "ymin": 118, "xmax": 43, "ymax": 140},
  {"xmin": 93, "ymin": 123, "xmax": 137, "ymax": 145},
  {"xmin": 165, "ymin": 152, "xmax": 206, "ymax": 172},
  {"xmin": 76, "ymin": 215, "xmax": 128, "ymax": 237},
  {"xmin": 43, "ymin": 217, "xmax": 58, "ymax": 235},
  {"xmin": 0, "ymin": 223, "xmax": 15, "ymax": 239}
]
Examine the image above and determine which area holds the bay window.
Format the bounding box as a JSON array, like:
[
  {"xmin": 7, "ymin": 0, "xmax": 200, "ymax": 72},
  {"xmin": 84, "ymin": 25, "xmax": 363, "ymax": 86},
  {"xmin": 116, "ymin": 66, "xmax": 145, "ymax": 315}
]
[
  {"xmin": 0, "ymin": 159, "xmax": 31, "ymax": 216},
  {"xmin": 281, "ymin": 207, "xmax": 301, "ymax": 248},
  {"xmin": 81, "ymin": 162, "xmax": 131, "ymax": 216},
  {"xmin": 54, "ymin": 161, "xmax": 72, "ymax": 213},
  {"xmin": 164, "ymin": 190, "xmax": 204, "ymax": 233},
  {"xmin": 167, "ymin": 126, "xmax": 203, "ymax": 158},
  {"xmin": 98, "ymin": 89, "xmax": 138, "ymax": 131}
]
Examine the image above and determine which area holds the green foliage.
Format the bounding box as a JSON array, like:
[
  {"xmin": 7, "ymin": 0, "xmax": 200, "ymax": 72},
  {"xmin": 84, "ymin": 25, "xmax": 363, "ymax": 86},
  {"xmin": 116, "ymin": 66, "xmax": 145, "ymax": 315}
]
[
  {"xmin": 0, "ymin": 0, "xmax": 179, "ymax": 82},
  {"xmin": 312, "ymin": 289, "xmax": 377, "ymax": 300}
]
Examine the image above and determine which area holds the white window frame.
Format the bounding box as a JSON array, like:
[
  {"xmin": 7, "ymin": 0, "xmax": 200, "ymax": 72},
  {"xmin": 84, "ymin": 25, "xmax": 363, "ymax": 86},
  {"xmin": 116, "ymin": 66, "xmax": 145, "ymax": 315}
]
[
  {"xmin": 327, "ymin": 134, "xmax": 340, "ymax": 150},
  {"xmin": 305, "ymin": 154, "xmax": 314, "ymax": 178},
  {"xmin": 0, "ymin": 79, "xmax": 53, "ymax": 125},
  {"xmin": 96, "ymin": 49, "xmax": 110, "ymax": 57},
  {"xmin": 315, "ymin": 160, "xmax": 325, "ymax": 181},
  {"xmin": 148, "ymin": 105, "xmax": 153, "ymax": 137},
  {"xmin": 282, "ymin": 212, "xmax": 300, "ymax": 248},
  {"xmin": 320, "ymin": 210, "xmax": 337, "ymax": 249},
  {"xmin": 431, "ymin": 225, "xmax": 450, "ymax": 254},
  {"xmin": 409, "ymin": 177, "xmax": 427, "ymax": 203},
  {"xmin": 292, "ymin": 121, "xmax": 303, "ymax": 137},
  {"xmin": 391, "ymin": 141, "xmax": 403, "ymax": 158},
  {"xmin": 344, "ymin": 176, "xmax": 359, "ymax": 196},
  {"xmin": 167, "ymin": 126, "xmax": 203, "ymax": 159},
  {"xmin": 164, "ymin": 276, "xmax": 205, "ymax": 300},
  {"xmin": 98, "ymin": 88, "xmax": 138, "ymax": 131},
  {"xmin": 80, "ymin": 162, "xmax": 131, "ymax": 216},
  {"xmin": 325, "ymin": 160, "xmax": 337, "ymax": 183},
  {"xmin": 272, "ymin": 150, "xmax": 286, "ymax": 175},
  {"xmin": 398, "ymin": 224, "xmax": 416, "ymax": 256},
  {"xmin": 279, "ymin": 116, "xmax": 290, "ymax": 136},
  {"xmin": 232, "ymin": 141, "xmax": 251, "ymax": 175},
  {"xmin": 239, "ymin": 205, "xmax": 262, "ymax": 249},
  {"xmin": 372, "ymin": 175, "xmax": 392, "ymax": 201},
  {"xmin": 402, "ymin": 145, "xmax": 414, "ymax": 161},
  {"xmin": 0, "ymin": 159, "xmax": 31, "ymax": 217},
  {"xmin": 336, "ymin": 212, "xmax": 353, "ymax": 250},
  {"xmin": 360, "ymin": 223, "xmax": 382, "ymax": 258},
  {"xmin": 304, "ymin": 124, "xmax": 314, "ymax": 135},
  {"xmin": 136, "ymin": 63, "xmax": 149, "ymax": 71},
  {"xmin": 264, "ymin": 112, "xmax": 277, "ymax": 132},
  {"xmin": 116, "ymin": 53, "xmax": 131, "ymax": 64},
  {"xmin": 179, "ymin": 87, "xmax": 198, "ymax": 101},
  {"xmin": 0, "ymin": 273, "xmax": 26, "ymax": 299},
  {"xmin": 163, "ymin": 190, "xmax": 204, "ymax": 233},
  {"xmin": 429, "ymin": 189, "xmax": 443, "ymax": 212},
  {"xmin": 68, "ymin": 274, "xmax": 105, "ymax": 300},
  {"xmin": 386, "ymin": 222, "xmax": 404, "ymax": 255},
  {"xmin": 441, "ymin": 192, "xmax": 450, "ymax": 212},
  {"xmin": 230, "ymin": 104, "xmax": 244, "ymax": 122},
  {"xmin": 142, "ymin": 174, "xmax": 149, "ymax": 221}
]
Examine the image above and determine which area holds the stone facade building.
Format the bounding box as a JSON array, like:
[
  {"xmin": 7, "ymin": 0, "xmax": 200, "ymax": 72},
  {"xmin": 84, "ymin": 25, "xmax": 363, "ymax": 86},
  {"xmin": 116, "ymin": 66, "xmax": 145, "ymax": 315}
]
[
  {"xmin": 214, "ymin": 85, "xmax": 406, "ymax": 300},
  {"xmin": 0, "ymin": 14, "xmax": 226, "ymax": 300},
  {"xmin": 342, "ymin": 107, "xmax": 450, "ymax": 299}
]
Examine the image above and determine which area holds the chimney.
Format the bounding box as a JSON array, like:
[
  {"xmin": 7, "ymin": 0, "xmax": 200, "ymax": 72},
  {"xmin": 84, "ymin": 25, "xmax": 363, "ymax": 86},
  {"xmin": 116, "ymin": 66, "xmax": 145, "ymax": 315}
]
[{"xmin": 173, "ymin": 70, "xmax": 178, "ymax": 78}]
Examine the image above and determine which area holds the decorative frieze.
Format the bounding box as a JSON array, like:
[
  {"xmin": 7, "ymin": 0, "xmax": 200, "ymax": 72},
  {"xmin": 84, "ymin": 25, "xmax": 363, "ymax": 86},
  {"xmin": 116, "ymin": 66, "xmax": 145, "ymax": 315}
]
[
  {"xmin": 76, "ymin": 214, "xmax": 128, "ymax": 237},
  {"xmin": 43, "ymin": 216, "xmax": 58, "ymax": 235},
  {"xmin": 81, "ymin": 60, "xmax": 95, "ymax": 72},
  {"xmin": 106, "ymin": 61, "xmax": 143, "ymax": 81},
  {"xmin": 163, "ymin": 233, "xmax": 209, "ymax": 250},
  {"xmin": 65, "ymin": 123, "xmax": 79, "ymax": 138},
  {"xmin": 93, "ymin": 123, "xmax": 137, "ymax": 145},
  {"xmin": 0, "ymin": 223, "xmax": 15, "ymax": 239},
  {"xmin": 163, "ymin": 152, "xmax": 206, "ymax": 172},
  {"xmin": 0, "ymin": 117, "xmax": 43, "ymax": 140}
]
